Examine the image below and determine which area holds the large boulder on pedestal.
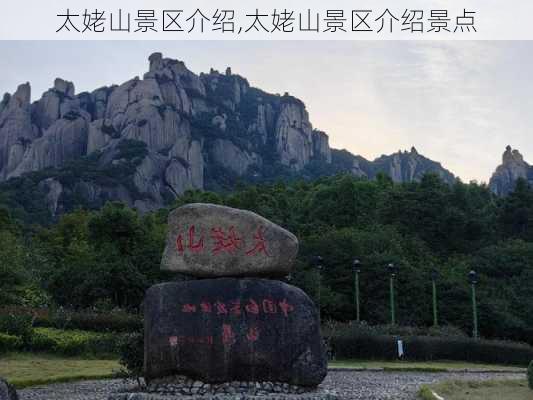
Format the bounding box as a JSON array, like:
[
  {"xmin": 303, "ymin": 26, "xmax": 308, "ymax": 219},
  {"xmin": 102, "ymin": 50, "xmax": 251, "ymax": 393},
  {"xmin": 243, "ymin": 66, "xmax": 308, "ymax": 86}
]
[
  {"xmin": 144, "ymin": 278, "xmax": 327, "ymax": 387},
  {"xmin": 0, "ymin": 378, "xmax": 18, "ymax": 400},
  {"xmin": 160, "ymin": 203, "xmax": 298, "ymax": 278}
]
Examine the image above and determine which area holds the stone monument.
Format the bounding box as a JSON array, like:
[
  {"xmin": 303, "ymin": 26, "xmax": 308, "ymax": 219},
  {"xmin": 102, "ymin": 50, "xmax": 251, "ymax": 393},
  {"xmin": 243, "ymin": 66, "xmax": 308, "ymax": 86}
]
[{"xmin": 113, "ymin": 203, "xmax": 329, "ymax": 398}]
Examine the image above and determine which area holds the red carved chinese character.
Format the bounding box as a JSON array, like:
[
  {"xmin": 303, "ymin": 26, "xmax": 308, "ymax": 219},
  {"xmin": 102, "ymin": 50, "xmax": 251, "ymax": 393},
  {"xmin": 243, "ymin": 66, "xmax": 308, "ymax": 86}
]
[
  {"xmin": 169, "ymin": 336, "xmax": 178, "ymax": 346},
  {"xmin": 245, "ymin": 299, "xmax": 260, "ymax": 314},
  {"xmin": 176, "ymin": 225, "xmax": 204, "ymax": 254},
  {"xmin": 188, "ymin": 225, "xmax": 204, "ymax": 253},
  {"xmin": 222, "ymin": 324, "xmax": 235, "ymax": 345},
  {"xmin": 246, "ymin": 326, "xmax": 260, "ymax": 342},
  {"xmin": 176, "ymin": 234, "xmax": 184, "ymax": 253},
  {"xmin": 246, "ymin": 226, "xmax": 270, "ymax": 256},
  {"xmin": 211, "ymin": 226, "xmax": 243, "ymax": 255},
  {"xmin": 200, "ymin": 301, "xmax": 212, "ymax": 313},
  {"xmin": 262, "ymin": 299, "xmax": 277, "ymax": 314},
  {"xmin": 229, "ymin": 300, "xmax": 241, "ymax": 316},
  {"xmin": 215, "ymin": 301, "xmax": 228, "ymax": 315},
  {"xmin": 278, "ymin": 299, "xmax": 295, "ymax": 317},
  {"xmin": 182, "ymin": 304, "xmax": 197, "ymax": 313}
]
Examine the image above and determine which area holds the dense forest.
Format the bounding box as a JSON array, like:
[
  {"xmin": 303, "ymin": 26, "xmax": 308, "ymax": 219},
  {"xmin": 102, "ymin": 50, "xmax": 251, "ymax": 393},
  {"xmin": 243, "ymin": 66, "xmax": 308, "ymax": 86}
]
[{"xmin": 2, "ymin": 173, "xmax": 533, "ymax": 344}]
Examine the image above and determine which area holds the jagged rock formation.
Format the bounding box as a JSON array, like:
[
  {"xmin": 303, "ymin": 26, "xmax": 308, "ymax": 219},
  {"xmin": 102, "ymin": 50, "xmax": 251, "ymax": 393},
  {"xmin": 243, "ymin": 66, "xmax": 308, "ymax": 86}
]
[
  {"xmin": 0, "ymin": 53, "xmax": 455, "ymax": 218},
  {"xmin": 330, "ymin": 146, "xmax": 455, "ymax": 184},
  {"xmin": 489, "ymin": 146, "xmax": 533, "ymax": 195}
]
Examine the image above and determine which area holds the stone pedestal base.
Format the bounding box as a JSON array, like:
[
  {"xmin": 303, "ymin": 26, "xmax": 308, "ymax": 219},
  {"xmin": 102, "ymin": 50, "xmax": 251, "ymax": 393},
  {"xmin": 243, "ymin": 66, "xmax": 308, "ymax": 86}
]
[
  {"xmin": 108, "ymin": 383, "xmax": 339, "ymax": 400},
  {"xmin": 107, "ymin": 376, "xmax": 340, "ymax": 399},
  {"xmin": 144, "ymin": 279, "xmax": 327, "ymax": 386}
]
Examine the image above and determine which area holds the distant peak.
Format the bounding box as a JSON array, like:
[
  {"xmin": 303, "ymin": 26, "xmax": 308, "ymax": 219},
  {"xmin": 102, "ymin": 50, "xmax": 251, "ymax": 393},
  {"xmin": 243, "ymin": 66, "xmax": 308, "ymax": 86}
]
[
  {"xmin": 147, "ymin": 52, "xmax": 188, "ymax": 74},
  {"xmin": 410, "ymin": 146, "xmax": 418, "ymax": 155},
  {"xmin": 53, "ymin": 78, "xmax": 75, "ymax": 97},
  {"xmin": 149, "ymin": 52, "xmax": 163, "ymax": 62},
  {"xmin": 148, "ymin": 52, "xmax": 163, "ymax": 71},
  {"xmin": 13, "ymin": 82, "xmax": 31, "ymax": 106},
  {"xmin": 502, "ymin": 146, "xmax": 524, "ymax": 164}
]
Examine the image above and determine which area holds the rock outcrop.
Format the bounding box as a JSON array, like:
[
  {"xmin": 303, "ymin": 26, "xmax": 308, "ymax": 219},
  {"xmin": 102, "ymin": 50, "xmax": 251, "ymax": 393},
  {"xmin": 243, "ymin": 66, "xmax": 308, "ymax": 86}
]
[
  {"xmin": 161, "ymin": 203, "xmax": 299, "ymax": 277},
  {"xmin": 0, "ymin": 53, "xmax": 333, "ymax": 215},
  {"xmin": 372, "ymin": 147, "xmax": 455, "ymax": 183},
  {"xmin": 0, "ymin": 378, "xmax": 18, "ymax": 400},
  {"xmin": 331, "ymin": 147, "xmax": 456, "ymax": 184},
  {"xmin": 489, "ymin": 146, "xmax": 533, "ymax": 195},
  {"xmin": 0, "ymin": 52, "xmax": 457, "ymax": 217}
]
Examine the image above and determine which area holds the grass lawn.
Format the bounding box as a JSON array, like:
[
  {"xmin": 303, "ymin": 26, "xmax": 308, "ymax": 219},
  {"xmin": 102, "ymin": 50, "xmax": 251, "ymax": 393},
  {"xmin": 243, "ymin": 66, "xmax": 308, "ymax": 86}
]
[
  {"xmin": 419, "ymin": 379, "xmax": 533, "ymax": 400},
  {"xmin": 329, "ymin": 359, "xmax": 526, "ymax": 373},
  {"xmin": 0, "ymin": 353, "xmax": 120, "ymax": 389}
]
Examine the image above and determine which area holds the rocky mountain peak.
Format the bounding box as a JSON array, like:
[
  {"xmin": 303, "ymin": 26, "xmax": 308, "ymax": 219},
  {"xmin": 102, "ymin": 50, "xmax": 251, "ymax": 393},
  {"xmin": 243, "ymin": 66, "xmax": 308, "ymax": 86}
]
[
  {"xmin": 53, "ymin": 78, "xmax": 75, "ymax": 97},
  {"xmin": 502, "ymin": 145, "xmax": 525, "ymax": 165},
  {"xmin": 366, "ymin": 148, "xmax": 455, "ymax": 184},
  {"xmin": 148, "ymin": 51, "xmax": 163, "ymax": 71},
  {"xmin": 3, "ymin": 82, "xmax": 31, "ymax": 107},
  {"xmin": 490, "ymin": 146, "xmax": 532, "ymax": 195},
  {"xmin": 0, "ymin": 52, "xmax": 460, "ymax": 218}
]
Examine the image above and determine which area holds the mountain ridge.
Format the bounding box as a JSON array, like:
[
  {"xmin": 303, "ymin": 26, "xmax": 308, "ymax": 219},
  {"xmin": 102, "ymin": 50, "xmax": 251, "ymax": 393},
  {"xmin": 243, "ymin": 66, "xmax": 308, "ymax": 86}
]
[{"xmin": 0, "ymin": 52, "xmax": 456, "ymax": 219}]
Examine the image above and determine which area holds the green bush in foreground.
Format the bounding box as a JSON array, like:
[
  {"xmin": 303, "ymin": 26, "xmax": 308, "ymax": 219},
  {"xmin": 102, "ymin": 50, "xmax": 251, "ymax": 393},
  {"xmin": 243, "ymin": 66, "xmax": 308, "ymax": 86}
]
[
  {"xmin": 118, "ymin": 332, "xmax": 144, "ymax": 385},
  {"xmin": 1, "ymin": 306, "xmax": 143, "ymax": 333},
  {"xmin": 29, "ymin": 328, "xmax": 122, "ymax": 356},
  {"xmin": 527, "ymin": 361, "xmax": 533, "ymax": 390},
  {"xmin": 0, "ymin": 332, "xmax": 22, "ymax": 353},
  {"xmin": 0, "ymin": 314, "xmax": 34, "ymax": 343}
]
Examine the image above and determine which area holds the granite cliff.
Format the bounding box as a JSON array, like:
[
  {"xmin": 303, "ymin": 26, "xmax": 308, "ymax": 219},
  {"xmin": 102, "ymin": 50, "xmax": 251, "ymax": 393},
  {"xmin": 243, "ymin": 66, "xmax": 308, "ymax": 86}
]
[
  {"xmin": 0, "ymin": 53, "xmax": 455, "ymax": 218},
  {"xmin": 330, "ymin": 146, "xmax": 455, "ymax": 184},
  {"xmin": 489, "ymin": 146, "xmax": 533, "ymax": 195}
]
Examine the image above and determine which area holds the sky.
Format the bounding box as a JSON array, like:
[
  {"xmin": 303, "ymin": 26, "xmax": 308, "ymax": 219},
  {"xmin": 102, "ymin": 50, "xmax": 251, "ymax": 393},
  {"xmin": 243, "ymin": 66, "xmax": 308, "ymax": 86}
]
[{"xmin": 1, "ymin": 40, "xmax": 532, "ymax": 183}]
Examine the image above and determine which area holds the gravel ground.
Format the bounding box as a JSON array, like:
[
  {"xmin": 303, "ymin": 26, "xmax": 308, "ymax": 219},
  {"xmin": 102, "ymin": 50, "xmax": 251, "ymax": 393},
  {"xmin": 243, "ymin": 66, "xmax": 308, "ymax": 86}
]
[
  {"xmin": 18, "ymin": 370, "xmax": 525, "ymax": 400},
  {"xmin": 322, "ymin": 370, "xmax": 524, "ymax": 400}
]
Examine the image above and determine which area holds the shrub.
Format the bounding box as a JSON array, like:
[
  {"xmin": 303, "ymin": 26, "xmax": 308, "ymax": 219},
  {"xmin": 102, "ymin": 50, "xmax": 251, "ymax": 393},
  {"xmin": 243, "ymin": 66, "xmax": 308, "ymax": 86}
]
[
  {"xmin": 0, "ymin": 314, "xmax": 34, "ymax": 343},
  {"xmin": 527, "ymin": 361, "xmax": 533, "ymax": 390},
  {"xmin": 34, "ymin": 310, "xmax": 142, "ymax": 333},
  {"xmin": 403, "ymin": 336, "xmax": 533, "ymax": 365},
  {"xmin": 323, "ymin": 321, "xmax": 466, "ymax": 339},
  {"xmin": 0, "ymin": 332, "xmax": 22, "ymax": 352},
  {"xmin": 118, "ymin": 332, "xmax": 144, "ymax": 385},
  {"xmin": 29, "ymin": 328, "xmax": 123, "ymax": 356},
  {"xmin": 330, "ymin": 326, "xmax": 533, "ymax": 366},
  {"xmin": 1, "ymin": 307, "xmax": 142, "ymax": 333}
]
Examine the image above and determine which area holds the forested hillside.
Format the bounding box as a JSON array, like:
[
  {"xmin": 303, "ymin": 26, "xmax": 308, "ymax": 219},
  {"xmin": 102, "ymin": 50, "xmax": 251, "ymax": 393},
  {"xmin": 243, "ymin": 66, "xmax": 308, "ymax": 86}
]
[{"xmin": 2, "ymin": 173, "xmax": 533, "ymax": 344}]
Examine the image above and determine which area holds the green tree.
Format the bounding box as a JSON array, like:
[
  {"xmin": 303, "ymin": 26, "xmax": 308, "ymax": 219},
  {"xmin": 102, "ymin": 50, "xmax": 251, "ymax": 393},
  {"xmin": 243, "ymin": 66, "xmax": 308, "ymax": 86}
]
[{"xmin": 0, "ymin": 230, "xmax": 26, "ymax": 304}]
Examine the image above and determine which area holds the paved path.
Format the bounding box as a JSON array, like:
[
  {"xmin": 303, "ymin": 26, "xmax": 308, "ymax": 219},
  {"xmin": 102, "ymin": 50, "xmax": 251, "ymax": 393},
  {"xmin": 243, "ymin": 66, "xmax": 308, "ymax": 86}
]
[{"xmin": 18, "ymin": 371, "xmax": 525, "ymax": 400}]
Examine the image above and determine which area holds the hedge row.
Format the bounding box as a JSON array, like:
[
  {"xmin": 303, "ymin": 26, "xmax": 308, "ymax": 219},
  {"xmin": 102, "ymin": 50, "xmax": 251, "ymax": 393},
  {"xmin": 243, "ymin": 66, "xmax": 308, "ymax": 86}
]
[
  {"xmin": 331, "ymin": 331, "xmax": 533, "ymax": 366},
  {"xmin": 29, "ymin": 328, "xmax": 123, "ymax": 356},
  {"xmin": 34, "ymin": 312, "xmax": 143, "ymax": 333},
  {"xmin": 0, "ymin": 332, "xmax": 22, "ymax": 352},
  {"xmin": 0, "ymin": 307, "xmax": 142, "ymax": 333},
  {"xmin": 0, "ymin": 313, "xmax": 125, "ymax": 356}
]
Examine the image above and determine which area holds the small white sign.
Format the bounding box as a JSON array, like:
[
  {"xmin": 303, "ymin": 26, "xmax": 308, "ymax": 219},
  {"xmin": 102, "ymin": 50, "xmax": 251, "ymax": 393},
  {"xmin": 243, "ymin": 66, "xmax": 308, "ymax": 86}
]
[{"xmin": 397, "ymin": 340, "xmax": 404, "ymax": 358}]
